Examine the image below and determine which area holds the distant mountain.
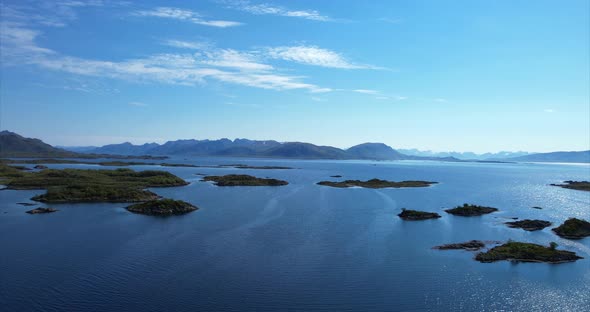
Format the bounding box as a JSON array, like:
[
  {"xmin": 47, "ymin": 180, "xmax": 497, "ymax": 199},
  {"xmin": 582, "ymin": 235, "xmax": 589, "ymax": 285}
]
[
  {"xmin": 263, "ymin": 142, "xmax": 349, "ymax": 159},
  {"xmin": 90, "ymin": 142, "xmax": 159, "ymax": 155},
  {"xmin": 58, "ymin": 146, "xmax": 98, "ymax": 153},
  {"xmin": 397, "ymin": 148, "xmax": 530, "ymax": 160},
  {"xmin": 347, "ymin": 143, "xmax": 406, "ymax": 160},
  {"xmin": 0, "ymin": 131, "xmax": 76, "ymax": 157},
  {"xmin": 502, "ymin": 151, "xmax": 590, "ymax": 163}
]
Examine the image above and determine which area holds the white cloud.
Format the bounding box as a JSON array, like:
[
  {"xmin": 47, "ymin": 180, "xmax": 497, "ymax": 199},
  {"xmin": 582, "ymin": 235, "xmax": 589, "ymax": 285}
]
[
  {"xmin": 1, "ymin": 24, "xmax": 330, "ymax": 93},
  {"xmin": 353, "ymin": 89, "xmax": 379, "ymax": 95},
  {"xmin": 266, "ymin": 45, "xmax": 379, "ymax": 69},
  {"xmin": 133, "ymin": 7, "xmax": 242, "ymax": 28},
  {"xmin": 163, "ymin": 39, "xmax": 211, "ymax": 50},
  {"xmin": 222, "ymin": 0, "xmax": 330, "ymax": 21},
  {"xmin": 129, "ymin": 101, "xmax": 147, "ymax": 107},
  {"xmin": 544, "ymin": 109, "xmax": 555, "ymax": 113},
  {"xmin": 200, "ymin": 49, "xmax": 273, "ymax": 71}
]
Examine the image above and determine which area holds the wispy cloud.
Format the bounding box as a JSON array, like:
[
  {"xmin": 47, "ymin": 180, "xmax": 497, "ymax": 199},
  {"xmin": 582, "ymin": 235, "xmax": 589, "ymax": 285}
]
[
  {"xmin": 133, "ymin": 7, "xmax": 242, "ymax": 28},
  {"xmin": 544, "ymin": 109, "xmax": 555, "ymax": 113},
  {"xmin": 163, "ymin": 39, "xmax": 211, "ymax": 50},
  {"xmin": 221, "ymin": 0, "xmax": 330, "ymax": 21},
  {"xmin": 378, "ymin": 17, "xmax": 403, "ymax": 24},
  {"xmin": 353, "ymin": 89, "xmax": 379, "ymax": 95},
  {"xmin": 266, "ymin": 45, "xmax": 381, "ymax": 69},
  {"xmin": 129, "ymin": 101, "xmax": 147, "ymax": 107},
  {"xmin": 434, "ymin": 98, "xmax": 448, "ymax": 103},
  {"xmin": 1, "ymin": 24, "xmax": 330, "ymax": 93}
]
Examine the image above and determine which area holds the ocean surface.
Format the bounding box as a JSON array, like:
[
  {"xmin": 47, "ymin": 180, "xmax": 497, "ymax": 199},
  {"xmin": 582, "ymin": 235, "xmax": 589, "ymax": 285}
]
[{"xmin": 1, "ymin": 158, "xmax": 589, "ymax": 311}]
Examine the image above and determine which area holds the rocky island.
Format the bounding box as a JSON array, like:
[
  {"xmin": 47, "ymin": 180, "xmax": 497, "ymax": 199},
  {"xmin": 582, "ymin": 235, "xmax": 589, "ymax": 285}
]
[
  {"xmin": 475, "ymin": 241, "xmax": 583, "ymax": 263},
  {"xmin": 398, "ymin": 208, "xmax": 441, "ymax": 220},
  {"xmin": 505, "ymin": 219, "xmax": 552, "ymax": 231},
  {"xmin": 0, "ymin": 163, "xmax": 187, "ymax": 203},
  {"xmin": 26, "ymin": 207, "xmax": 58, "ymax": 214},
  {"xmin": 445, "ymin": 204, "xmax": 498, "ymax": 216},
  {"xmin": 126, "ymin": 199, "xmax": 198, "ymax": 216},
  {"xmin": 552, "ymin": 218, "xmax": 590, "ymax": 239},
  {"xmin": 550, "ymin": 181, "xmax": 590, "ymax": 191},
  {"xmin": 433, "ymin": 240, "xmax": 487, "ymax": 251},
  {"xmin": 202, "ymin": 174, "xmax": 288, "ymax": 186},
  {"xmin": 317, "ymin": 179, "xmax": 437, "ymax": 189}
]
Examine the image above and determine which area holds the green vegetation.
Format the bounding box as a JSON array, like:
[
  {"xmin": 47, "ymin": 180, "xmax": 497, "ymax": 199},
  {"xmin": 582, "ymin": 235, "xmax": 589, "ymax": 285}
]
[
  {"xmin": 26, "ymin": 207, "xmax": 58, "ymax": 214},
  {"xmin": 551, "ymin": 181, "xmax": 590, "ymax": 191},
  {"xmin": 126, "ymin": 199, "xmax": 198, "ymax": 216},
  {"xmin": 552, "ymin": 218, "xmax": 590, "ymax": 239},
  {"xmin": 475, "ymin": 241, "xmax": 582, "ymax": 263},
  {"xmin": 202, "ymin": 174, "xmax": 288, "ymax": 186},
  {"xmin": 445, "ymin": 204, "xmax": 498, "ymax": 216},
  {"xmin": 0, "ymin": 163, "xmax": 187, "ymax": 203},
  {"xmin": 317, "ymin": 179, "xmax": 437, "ymax": 189},
  {"xmin": 505, "ymin": 219, "xmax": 552, "ymax": 231},
  {"xmin": 433, "ymin": 240, "xmax": 486, "ymax": 251},
  {"xmin": 397, "ymin": 208, "xmax": 441, "ymax": 220}
]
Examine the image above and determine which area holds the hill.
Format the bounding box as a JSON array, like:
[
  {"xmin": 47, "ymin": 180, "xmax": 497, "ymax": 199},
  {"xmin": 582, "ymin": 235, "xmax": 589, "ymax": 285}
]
[{"xmin": 0, "ymin": 131, "xmax": 76, "ymax": 157}]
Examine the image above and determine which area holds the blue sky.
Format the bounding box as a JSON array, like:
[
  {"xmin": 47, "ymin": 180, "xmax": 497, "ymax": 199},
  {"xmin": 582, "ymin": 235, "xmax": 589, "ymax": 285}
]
[{"xmin": 1, "ymin": 0, "xmax": 588, "ymax": 153}]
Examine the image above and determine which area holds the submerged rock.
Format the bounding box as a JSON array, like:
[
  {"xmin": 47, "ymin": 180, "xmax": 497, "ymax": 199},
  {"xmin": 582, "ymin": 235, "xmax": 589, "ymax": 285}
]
[{"xmin": 26, "ymin": 207, "xmax": 58, "ymax": 214}]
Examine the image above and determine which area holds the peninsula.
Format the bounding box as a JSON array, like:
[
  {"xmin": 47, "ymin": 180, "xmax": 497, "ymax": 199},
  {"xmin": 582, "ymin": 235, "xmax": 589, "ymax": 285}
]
[
  {"xmin": 505, "ymin": 219, "xmax": 552, "ymax": 231},
  {"xmin": 550, "ymin": 181, "xmax": 590, "ymax": 192}
]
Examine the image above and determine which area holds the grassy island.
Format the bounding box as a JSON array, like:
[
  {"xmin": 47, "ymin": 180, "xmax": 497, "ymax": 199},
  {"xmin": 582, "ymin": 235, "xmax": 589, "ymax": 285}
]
[
  {"xmin": 398, "ymin": 208, "xmax": 441, "ymax": 220},
  {"xmin": 26, "ymin": 207, "xmax": 58, "ymax": 214},
  {"xmin": 475, "ymin": 241, "xmax": 582, "ymax": 263},
  {"xmin": 202, "ymin": 174, "xmax": 288, "ymax": 186},
  {"xmin": 506, "ymin": 219, "xmax": 552, "ymax": 231},
  {"xmin": 434, "ymin": 240, "xmax": 487, "ymax": 251},
  {"xmin": 0, "ymin": 163, "xmax": 187, "ymax": 203},
  {"xmin": 550, "ymin": 181, "xmax": 590, "ymax": 192},
  {"xmin": 126, "ymin": 199, "xmax": 198, "ymax": 216},
  {"xmin": 552, "ymin": 218, "xmax": 590, "ymax": 239},
  {"xmin": 317, "ymin": 179, "xmax": 437, "ymax": 189},
  {"xmin": 445, "ymin": 204, "xmax": 498, "ymax": 216}
]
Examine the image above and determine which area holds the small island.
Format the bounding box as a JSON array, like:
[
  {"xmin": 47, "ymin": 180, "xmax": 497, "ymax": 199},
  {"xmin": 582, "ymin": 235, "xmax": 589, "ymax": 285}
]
[
  {"xmin": 330, "ymin": 175, "xmax": 343, "ymax": 178},
  {"xmin": 398, "ymin": 208, "xmax": 441, "ymax": 220},
  {"xmin": 126, "ymin": 199, "xmax": 198, "ymax": 216},
  {"xmin": 505, "ymin": 219, "xmax": 552, "ymax": 231},
  {"xmin": 433, "ymin": 240, "xmax": 487, "ymax": 251},
  {"xmin": 26, "ymin": 207, "xmax": 58, "ymax": 214},
  {"xmin": 202, "ymin": 174, "xmax": 288, "ymax": 186},
  {"xmin": 0, "ymin": 164, "xmax": 188, "ymax": 203},
  {"xmin": 552, "ymin": 218, "xmax": 590, "ymax": 239},
  {"xmin": 33, "ymin": 165, "xmax": 48, "ymax": 169},
  {"xmin": 317, "ymin": 179, "xmax": 437, "ymax": 189},
  {"xmin": 445, "ymin": 204, "xmax": 498, "ymax": 216},
  {"xmin": 475, "ymin": 241, "xmax": 583, "ymax": 263},
  {"xmin": 550, "ymin": 181, "xmax": 590, "ymax": 192}
]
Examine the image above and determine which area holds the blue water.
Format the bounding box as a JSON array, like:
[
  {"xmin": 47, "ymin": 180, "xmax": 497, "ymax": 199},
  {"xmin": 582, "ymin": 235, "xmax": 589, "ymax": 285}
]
[{"xmin": 1, "ymin": 159, "xmax": 589, "ymax": 311}]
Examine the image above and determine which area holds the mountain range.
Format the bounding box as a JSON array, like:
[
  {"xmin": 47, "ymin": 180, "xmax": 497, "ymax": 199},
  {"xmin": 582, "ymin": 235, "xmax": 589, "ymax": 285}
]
[{"xmin": 1, "ymin": 131, "xmax": 588, "ymax": 163}]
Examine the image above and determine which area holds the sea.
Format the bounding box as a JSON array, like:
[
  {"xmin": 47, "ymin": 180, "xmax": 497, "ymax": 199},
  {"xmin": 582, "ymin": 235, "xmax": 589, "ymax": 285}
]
[{"xmin": 1, "ymin": 158, "xmax": 589, "ymax": 311}]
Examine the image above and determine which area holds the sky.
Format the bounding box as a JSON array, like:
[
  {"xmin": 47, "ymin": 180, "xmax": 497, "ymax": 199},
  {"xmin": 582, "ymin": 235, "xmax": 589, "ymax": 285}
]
[{"xmin": 0, "ymin": 0, "xmax": 589, "ymax": 153}]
